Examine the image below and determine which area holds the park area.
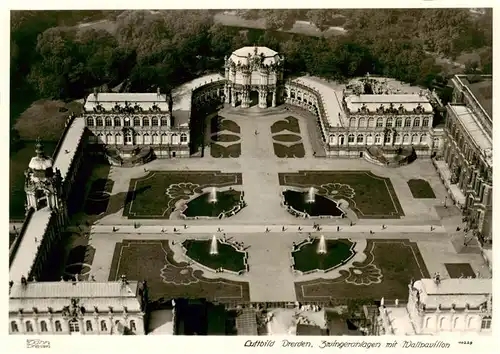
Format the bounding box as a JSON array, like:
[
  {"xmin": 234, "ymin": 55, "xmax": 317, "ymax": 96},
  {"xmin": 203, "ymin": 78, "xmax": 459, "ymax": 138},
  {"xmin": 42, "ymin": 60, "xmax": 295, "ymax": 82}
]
[
  {"xmin": 123, "ymin": 171, "xmax": 243, "ymax": 219},
  {"xmin": 108, "ymin": 240, "xmax": 251, "ymax": 304},
  {"xmin": 295, "ymin": 239, "xmax": 430, "ymax": 303},
  {"xmin": 407, "ymin": 179, "xmax": 436, "ymax": 198},
  {"xmin": 279, "ymin": 171, "xmax": 405, "ymax": 219}
]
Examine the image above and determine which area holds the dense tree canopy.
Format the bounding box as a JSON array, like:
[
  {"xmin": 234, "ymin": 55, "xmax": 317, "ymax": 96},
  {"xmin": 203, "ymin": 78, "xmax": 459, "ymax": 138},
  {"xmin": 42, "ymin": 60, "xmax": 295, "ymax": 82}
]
[{"xmin": 11, "ymin": 9, "xmax": 492, "ymax": 105}]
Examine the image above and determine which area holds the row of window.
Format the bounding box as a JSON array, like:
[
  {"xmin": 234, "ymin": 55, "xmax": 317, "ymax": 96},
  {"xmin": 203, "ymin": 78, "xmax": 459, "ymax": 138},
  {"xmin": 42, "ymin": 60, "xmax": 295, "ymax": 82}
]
[
  {"xmin": 91, "ymin": 132, "xmax": 188, "ymax": 144},
  {"xmin": 424, "ymin": 316, "xmax": 491, "ymax": 330},
  {"xmin": 11, "ymin": 319, "xmax": 137, "ymax": 333},
  {"xmin": 87, "ymin": 116, "xmax": 169, "ymax": 127},
  {"xmin": 348, "ymin": 117, "xmax": 430, "ymax": 128},
  {"xmin": 330, "ymin": 133, "xmax": 428, "ymax": 145}
]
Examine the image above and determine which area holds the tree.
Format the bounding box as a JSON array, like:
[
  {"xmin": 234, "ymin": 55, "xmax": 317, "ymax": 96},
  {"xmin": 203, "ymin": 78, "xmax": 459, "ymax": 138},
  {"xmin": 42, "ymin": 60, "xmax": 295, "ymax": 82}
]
[{"xmin": 305, "ymin": 9, "xmax": 333, "ymax": 31}]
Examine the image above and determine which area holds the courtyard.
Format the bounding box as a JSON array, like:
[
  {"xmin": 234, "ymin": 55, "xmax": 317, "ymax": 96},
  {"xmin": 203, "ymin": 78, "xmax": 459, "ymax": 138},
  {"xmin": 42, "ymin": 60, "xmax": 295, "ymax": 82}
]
[{"xmin": 52, "ymin": 105, "xmax": 488, "ymax": 305}]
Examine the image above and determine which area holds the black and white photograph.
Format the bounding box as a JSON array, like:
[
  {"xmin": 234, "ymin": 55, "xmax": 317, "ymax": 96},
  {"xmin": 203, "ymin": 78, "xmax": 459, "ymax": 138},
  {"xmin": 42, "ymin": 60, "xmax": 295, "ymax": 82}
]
[{"xmin": 7, "ymin": 3, "xmax": 493, "ymax": 343}]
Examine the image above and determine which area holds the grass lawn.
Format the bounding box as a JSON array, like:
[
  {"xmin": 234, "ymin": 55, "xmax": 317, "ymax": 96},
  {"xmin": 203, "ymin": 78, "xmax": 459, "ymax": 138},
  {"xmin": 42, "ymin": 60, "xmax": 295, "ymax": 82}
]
[
  {"xmin": 183, "ymin": 239, "xmax": 247, "ymax": 273},
  {"xmin": 211, "ymin": 134, "xmax": 240, "ymax": 142},
  {"xmin": 279, "ymin": 171, "xmax": 404, "ymax": 218},
  {"xmin": 295, "ymin": 239, "xmax": 430, "ymax": 303},
  {"xmin": 271, "ymin": 116, "xmax": 301, "ymax": 134},
  {"xmin": 445, "ymin": 263, "xmax": 476, "ymax": 278},
  {"xmin": 292, "ymin": 239, "xmax": 355, "ymax": 272},
  {"xmin": 9, "ymin": 140, "xmax": 58, "ymax": 219},
  {"xmin": 273, "ymin": 143, "xmax": 305, "ymax": 158},
  {"xmin": 211, "ymin": 116, "xmax": 241, "ymax": 134},
  {"xmin": 123, "ymin": 171, "xmax": 242, "ymax": 219},
  {"xmin": 210, "ymin": 143, "xmax": 241, "ymax": 158},
  {"xmin": 273, "ymin": 134, "xmax": 302, "ymax": 142},
  {"xmin": 14, "ymin": 99, "xmax": 83, "ymax": 141},
  {"xmin": 407, "ymin": 179, "xmax": 436, "ymax": 198},
  {"xmin": 184, "ymin": 190, "xmax": 242, "ymax": 217},
  {"xmin": 108, "ymin": 240, "xmax": 250, "ymax": 303}
]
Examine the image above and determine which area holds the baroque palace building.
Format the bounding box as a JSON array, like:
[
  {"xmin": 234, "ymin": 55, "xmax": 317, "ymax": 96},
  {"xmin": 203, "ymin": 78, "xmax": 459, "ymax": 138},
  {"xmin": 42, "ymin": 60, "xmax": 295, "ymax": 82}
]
[
  {"xmin": 438, "ymin": 74, "xmax": 492, "ymax": 246},
  {"xmin": 11, "ymin": 46, "xmax": 486, "ymax": 335},
  {"xmin": 377, "ymin": 275, "xmax": 492, "ymax": 335}
]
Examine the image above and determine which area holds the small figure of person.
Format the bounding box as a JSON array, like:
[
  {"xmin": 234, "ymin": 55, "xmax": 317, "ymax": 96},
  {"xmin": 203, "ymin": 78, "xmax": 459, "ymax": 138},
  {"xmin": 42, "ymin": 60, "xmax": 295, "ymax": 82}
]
[
  {"xmin": 265, "ymin": 227, "xmax": 270, "ymax": 233},
  {"xmin": 337, "ymin": 226, "xmax": 340, "ymax": 232},
  {"xmin": 298, "ymin": 226, "xmax": 302, "ymax": 232},
  {"xmin": 173, "ymin": 227, "xmax": 177, "ymax": 232},
  {"xmin": 282, "ymin": 226, "xmax": 286, "ymax": 232},
  {"xmin": 184, "ymin": 224, "xmax": 187, "ymax": 229},
  {"xmin": 350, "ymin": 221, "xmax": 353, "ymax": 227}
]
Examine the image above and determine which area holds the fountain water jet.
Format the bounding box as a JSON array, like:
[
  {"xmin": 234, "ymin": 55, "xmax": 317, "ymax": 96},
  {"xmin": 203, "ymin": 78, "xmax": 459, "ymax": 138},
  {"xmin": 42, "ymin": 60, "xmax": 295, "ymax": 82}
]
[
  {"xmin": 208, "ymin": 187, "xmax": 217, "ymax": 204},
  {"xmin": 209, "ymin": 235, "xmax": 219, "ymax": 255},
  {"xmin": 317, "ymin": 235, "xmax": 327, "ymax": 255},
  {"xmin": 306, "ymin": 187, "xmax": 315, "ymax": 204}
]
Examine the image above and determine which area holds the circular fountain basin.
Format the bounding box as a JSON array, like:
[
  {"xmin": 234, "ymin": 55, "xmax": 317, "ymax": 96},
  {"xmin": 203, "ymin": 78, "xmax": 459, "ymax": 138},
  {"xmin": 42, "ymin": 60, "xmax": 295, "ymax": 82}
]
[
  {"xmin": 283, "ymin": 190, "xmax": 343, "ymax": 217},
  {"xmin": 292, "ymin": 239, "xmax": 356, "ymax": 274},
  {"xmin": 183, "ymin": 190, "xmax": 243, "ymax": 218}
]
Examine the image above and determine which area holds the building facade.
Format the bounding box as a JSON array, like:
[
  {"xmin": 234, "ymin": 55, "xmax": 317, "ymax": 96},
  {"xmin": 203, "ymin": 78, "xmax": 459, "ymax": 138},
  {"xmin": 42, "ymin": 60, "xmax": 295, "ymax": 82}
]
[
  {"xmin": 9, "ymin": 277, "xmax": 147, "ymax": 335},
  {"xmin": 224, "ymin": 46, "xmax": 284, "ymax": 108},
  {"xmin": 377, "ymin": 277, "xmax": 492, "ymax": 335},
  {"xmin": 441, "ymin": 75, "xmax": 492, "ymax": 245}
]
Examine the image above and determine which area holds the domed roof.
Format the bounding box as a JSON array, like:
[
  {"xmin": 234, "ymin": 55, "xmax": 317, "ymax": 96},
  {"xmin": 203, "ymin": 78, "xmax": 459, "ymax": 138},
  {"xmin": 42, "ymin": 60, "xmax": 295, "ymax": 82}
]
[
  {"xmin": 28, "ymin": 139, "xmax": 53, "ymax": 171},
  {"xmin": 28, "ymin": 156, "xmax": 53, "ymax": 171},
  {"xmin": 229, "ymin": 46, "xmax": 281, "ymax": 66}
]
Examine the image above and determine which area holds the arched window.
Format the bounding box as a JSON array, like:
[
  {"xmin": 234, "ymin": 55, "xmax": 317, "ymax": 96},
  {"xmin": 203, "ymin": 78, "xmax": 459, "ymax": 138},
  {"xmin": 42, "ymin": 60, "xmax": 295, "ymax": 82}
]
[
  {"xmin": 143, "ymin": 117, "xmax": 150, "ymax": 126},
  {"xmin": 152, "ymin": 133, "xmax": 160, "ymax": 144},
  {"xmin": 422, "ymin": 117, "xmax": 430, "ymax": 127},
  {"xmin": 114, "ymin": 117, "xmax": 121, "ymax": 126},
  {"xmin": 69, "ymin": 319, "xmax": 80, "ymax": 333},
  {"xmin": 386, "ymin": 118, "xmax": 393, "ymax": 127},
  {"xmin": 395, "ymin": 118, "xmax": 402, "ymax": 128},
  {"xmin": 338, "ymin": 135, "xmax": 345, "ymax": 145},
  {"xmin": 439, "ymin": 317, "xmax": 446, "ymax": 329},
  {"xmin": 86, "ymin": 320, "xmax": 93, "ymax": 332},
  {"xmin": 403, "ymin": 134, "xmax": 410, "ymax": 144},
  {"xmin": 425, "ymin": 317, "xmax": 431, "ymax": 328},
  {"xmin": 123, "ymin": 117, "xmax": 131, "ymax": 127},
  {"xmin": 366, "ymin": 134, "xmax": 373, "ymax": 145},
  {"xmin": 395, "ymin": 133, "xmax": 402, "ymax": 144},
  {"xmin": 453, "ymin": 317, "xmax": 460, "ymax": 329},
  {"xmin": 100, "ymin": 320, "xmax": 108, "ymax": 332},
  {"xmin": 96, "ymin": 118, "xmax": 104, "ymax": 127},
  {"xmin": 481, "ymin": 316, "xmax": 492, "ymax": 329},
  {"xmin": 152, "ymin": 117, "xmax": 159, "ymax": 126},
  {"xmin": 413, "ymin": 118, "xmax": 420, "ymax": 127},
  {"xmin": 161, "ymin": 133, "xmax": 169, "ymax": 144},
  {"xmin": 105, "ymin": 117, "xmax": 112, "ymax": 127},
  {"xmin": 55, "ymin": 321, "xmax": 62, "ymax": 332},
  {"xmin": 115, "ymin": 320, "xmax": 120, "ymax": 326},
  {"xmin": 25, "ymin": 321, "xmax": 33, "ymax": 332},
  {"xmin": 467, "ymin": 317, "xmax": 474, "ymax": 328},
  {"xmin": 384, "ymin": 134, "xmax": 391, "ymax": 143},
  {"xmin": 374, "ymin": 134, "xmax": 381, "ymax": 144},
  {"xmin": 143, "ymin": 133, "xmax": 151, "ymax": 144},
  {"xmin": 357, "ymin": 134, "xmax": 364, "ymax": 143},
  {"xmin": 329, "ymin": 135, "xmax": 335, "ymax": 144},
  {"xmin": 161, "ymin": 116, "xmax": 169, "ymax": 126},
  {"xmin": 349, "ymin": 118, "xmax": 356, "ymax": 128},
  {"xmin": 86, "ymin": 117, "xmax": 95, "ymax": 127},
  {"xmin": 133, "ymin": 117, "xmax": 141, "ymax": 126},
  {"xmin": 376, "ymin": 118, "xmax": 383, "ymax": 127},
  {"xmin": 106, "ymin": 133, "xmax": 114, "ymax": 144},
  {"xmin": 97, "ymin": 133, "xmax": 105, "ymax": 144},
  {"xmin": 348, "ymin": 134, "xmax": 355, "ymax": 143},
  {"xmin": 172, "ymin": 134, "xmax": 179, "ymax": 145},
  {"xmin": 129, "ymin": 320, "xmax": 136, "ymax": 332},
  {"xmin": 411, "ymin": 134, "xmax": 418, "ymax": 144},
  {"xmin": 404, "ymin": 118, "xmax": 412, "ymax": 127},
  {"xmin": 368, "ymin": 118, "xmax": 375, "ymax": 128},
  {"xmin": 420, "ymin": 134, "xmax": 427, "ymax": 144},
  {"xmin": 180, "ymin": 134, "xmax": 188, "ymax": 143},
  {"xmin": 358, "ymin": 118, "xmax": 366, "ymax": 128},
  {"xmin": 40, "ymin": 321, "xmax": 48, "ymax": 332},
  {"xmin": 115, "ymin": 133, "xmax": 123, "ymax": 145},
  {"xmin": 10, "ymin": 321, "xmax": 19, "ymax": 333}
]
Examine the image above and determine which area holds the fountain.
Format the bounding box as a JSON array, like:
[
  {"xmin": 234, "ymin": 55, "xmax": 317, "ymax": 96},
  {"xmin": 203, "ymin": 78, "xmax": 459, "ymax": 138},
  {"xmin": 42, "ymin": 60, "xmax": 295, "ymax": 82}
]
[
  {"xmin": 209, "ymin": 235, "xmax": 219, "ymax": 255},
  {"xmin": 317, "ymin": 235, "xmax": 327, "ymax": 255},
  {"xmin": 208, "ymin": 187, "xmax": 217, "ymax": 204},
  {"xmin": 306, "ymin": 187, "xmax": 315, "ymax": 204}
]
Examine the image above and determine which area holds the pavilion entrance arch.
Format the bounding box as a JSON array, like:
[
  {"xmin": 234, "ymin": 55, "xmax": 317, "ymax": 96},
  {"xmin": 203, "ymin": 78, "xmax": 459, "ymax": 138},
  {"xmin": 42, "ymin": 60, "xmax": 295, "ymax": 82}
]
[{"xmin": 249, "ymin": 90, "xmax": 259, "ymax": 107}]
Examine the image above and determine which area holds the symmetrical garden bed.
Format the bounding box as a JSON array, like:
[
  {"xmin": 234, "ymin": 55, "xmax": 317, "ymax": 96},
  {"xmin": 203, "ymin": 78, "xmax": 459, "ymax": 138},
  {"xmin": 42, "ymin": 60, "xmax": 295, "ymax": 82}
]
[
  {"xmin": 292, "ymin": 239, "xmax": 356, "ymax": 274},
  {"xmin": 182, "ymin": 239, "xmax": 248, "ymax": 274},
  {"xmin": 123, "ymin": 171, "xmax": 242, "ymax": 219},
  {"xmin": 279, "ymin": 171, "xmax": 404, "ymax": 219},
  {"xmin": 407, "ymin": 179, "xmax": 436, "ymax": 198}
]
